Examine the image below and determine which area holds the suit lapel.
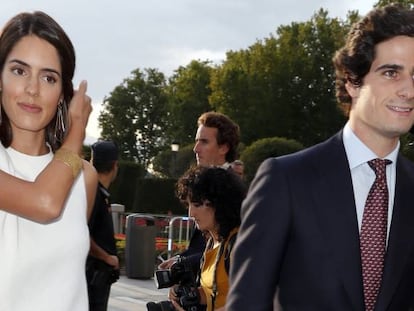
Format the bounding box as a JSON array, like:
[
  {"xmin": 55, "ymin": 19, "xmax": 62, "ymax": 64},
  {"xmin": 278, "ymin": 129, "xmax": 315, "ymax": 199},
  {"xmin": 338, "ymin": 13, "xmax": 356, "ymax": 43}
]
[{"xmin": 311, "ymin": 132, "xmax": 365, "ymax": 310}]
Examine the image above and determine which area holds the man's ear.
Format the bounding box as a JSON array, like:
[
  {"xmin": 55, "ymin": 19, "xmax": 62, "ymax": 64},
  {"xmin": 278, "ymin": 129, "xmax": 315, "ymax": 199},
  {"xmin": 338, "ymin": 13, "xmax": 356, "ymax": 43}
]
[
  {"xmin": 345, "ymin": 81, "xmax": 360, "ymax": 99},
  {"xmin": 112, "ymin": 160, "xmax": 118, "ymax": 170},
  {"xmin": 219, "ymin": 144, "xmax": 229, "ymax": 157}
]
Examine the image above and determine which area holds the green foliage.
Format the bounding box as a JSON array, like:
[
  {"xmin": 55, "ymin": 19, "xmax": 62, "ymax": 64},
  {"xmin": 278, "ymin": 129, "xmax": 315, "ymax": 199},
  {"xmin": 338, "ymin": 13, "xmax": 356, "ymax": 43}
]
[
  {"xmin": 82, "ymin": 144, "xmax": 92, "ymax": 160},
  {"xmin": 210, "ymin": 9, "xmax": 349, "ymax": 147},
  {"xmin": 99, "ymin": 68, "xmax": 169, "ymax": 165},
  {"xmin": 108, "ymin": 162, "xmax": 185, "ymax": 215},
  {"xmin": 109, "ymin": 160, "xmax": 147, "ymax": 210},
  {"xmin": 131, "ymin": 178, "xmax": 184, "ymax": 215},
  {"xmin": 166, "ymin": 60, "xmax": 214, "ymax": 146},
  {"xmin": 400, "ymin": 132, "xmax": 414, "ymax": 162},
  {"xmin": 99, "ymin": 4, "xmax": 414, "ymax": 215},
  {"xmin": 374, "ymin": 0, "xmax": 413, "ymax": 9},
  {"xmin": 150, "ymin": 147, "xmax": 171, "ymax": 178},
  {"xmin": 97, "ymin": 7, "xmax": 368, "ymax": 169},
  {"xmin": 152, "ymin": 144, "xmax": 196, "ymax": 178},
  {"xmin": 241, "ymin": 137, "xmax": 304, "ymax": 183}
]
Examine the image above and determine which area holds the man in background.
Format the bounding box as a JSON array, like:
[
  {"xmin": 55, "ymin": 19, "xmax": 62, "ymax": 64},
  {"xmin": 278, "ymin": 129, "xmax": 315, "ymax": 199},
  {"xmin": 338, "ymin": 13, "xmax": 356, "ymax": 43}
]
[
  {"xmin": 87, "ymin": 140, "xmax": 120, "ymax": 311},
  {"xmin": 193, "ymin": 111, "xmax": 240, "ymax": 169},
  {"xmin": 159, "ymin": 111, "xmax": 240, "ymax": 270}
]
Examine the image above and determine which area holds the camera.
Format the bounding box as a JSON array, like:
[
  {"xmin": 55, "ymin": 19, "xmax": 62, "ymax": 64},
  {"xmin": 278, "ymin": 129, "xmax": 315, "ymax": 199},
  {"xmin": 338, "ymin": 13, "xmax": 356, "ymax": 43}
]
[{"xmin": 146, "ymin": 256, "xmax": 202, "ymax": 311}]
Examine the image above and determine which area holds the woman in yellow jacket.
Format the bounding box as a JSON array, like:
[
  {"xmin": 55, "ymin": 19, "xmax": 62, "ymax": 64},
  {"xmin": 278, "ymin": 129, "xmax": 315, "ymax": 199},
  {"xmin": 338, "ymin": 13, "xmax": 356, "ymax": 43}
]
[{"xmin": 169, "ymin": 165, "xmax": 247, "ymax": 311}]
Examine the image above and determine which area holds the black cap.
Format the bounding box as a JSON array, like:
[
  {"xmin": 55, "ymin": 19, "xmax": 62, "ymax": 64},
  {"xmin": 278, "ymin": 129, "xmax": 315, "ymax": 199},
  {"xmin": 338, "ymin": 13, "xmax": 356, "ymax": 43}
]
[{"xmin": 91, "ymin": 140, "xmax": 119, "ymax": 162}]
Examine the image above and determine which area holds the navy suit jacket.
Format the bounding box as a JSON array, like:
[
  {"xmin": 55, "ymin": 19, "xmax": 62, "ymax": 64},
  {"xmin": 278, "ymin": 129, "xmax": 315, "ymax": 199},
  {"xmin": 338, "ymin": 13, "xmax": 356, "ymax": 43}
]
[{"xmin": 226, "ymin": 132, "xmax": 414, "ymax": 311}]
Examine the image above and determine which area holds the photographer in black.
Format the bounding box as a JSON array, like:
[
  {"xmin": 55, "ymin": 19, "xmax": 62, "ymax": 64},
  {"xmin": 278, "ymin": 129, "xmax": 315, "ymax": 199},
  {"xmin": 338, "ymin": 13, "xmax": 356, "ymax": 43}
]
[
  {"xmin": 86, "ymin": 141, "xmax": 120, "ymax": 310},
  {"xmin": 168, "ymin": 165, "xmax": 246, "ymax": 311}
]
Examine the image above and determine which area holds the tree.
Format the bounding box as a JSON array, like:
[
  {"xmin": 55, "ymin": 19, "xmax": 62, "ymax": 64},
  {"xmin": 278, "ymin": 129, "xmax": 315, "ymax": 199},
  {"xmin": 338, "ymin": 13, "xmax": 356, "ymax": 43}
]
[
  {"xmin": 99, "ymin": 68, "xmax": 169, "ymax": 166},
  {"xmin": 210, "ymin": 9, "xmax": 351, "ymax": 147},
  {"xmin": 240, "ymin": 137, "xmax": 304, "ymax": 183},
  {"xmin": 374, "ymin": 0, "xmax": 413, "ymax": 8},
  {"xmin": 152, "ymin": 143, "xmax": 196, "ymax": 178},
  {"xmin": 166, "ymin": 60, "xmax": 214, "ymax": 146}
]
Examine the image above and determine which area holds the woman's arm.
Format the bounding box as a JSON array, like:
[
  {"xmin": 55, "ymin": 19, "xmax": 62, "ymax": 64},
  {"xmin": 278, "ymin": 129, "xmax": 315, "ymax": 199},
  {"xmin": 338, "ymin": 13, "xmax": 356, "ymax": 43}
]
[
  {"xmin": 83, "ymin": 159, "xmax": 98, "ymax": 221},
  {"xmin": 0, "ymin": 81, "xmax": 92, "ymax": 223}
]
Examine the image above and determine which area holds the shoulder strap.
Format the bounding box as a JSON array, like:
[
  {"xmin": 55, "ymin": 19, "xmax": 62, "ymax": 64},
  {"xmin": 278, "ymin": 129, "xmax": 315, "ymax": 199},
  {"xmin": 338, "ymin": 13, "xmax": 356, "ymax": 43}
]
[
  {"xmin": 224, "ymin": 232, "xmax": 237, "ymax": 274},
  {"xmin": 211, "ymin": 230, "xmax": 238, "ymax": 309}
]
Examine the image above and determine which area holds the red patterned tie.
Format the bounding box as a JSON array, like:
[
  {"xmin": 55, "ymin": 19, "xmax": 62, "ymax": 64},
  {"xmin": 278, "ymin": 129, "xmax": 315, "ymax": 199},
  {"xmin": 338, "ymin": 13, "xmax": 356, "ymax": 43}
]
[{"xmin": 360, "ymin": 158, "xmax": 391, "ymax": 311}]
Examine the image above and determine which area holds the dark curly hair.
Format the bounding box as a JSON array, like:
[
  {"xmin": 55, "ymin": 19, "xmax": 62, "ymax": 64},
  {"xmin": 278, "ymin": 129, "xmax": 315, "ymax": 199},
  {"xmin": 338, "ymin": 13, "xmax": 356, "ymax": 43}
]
[
  {"xmin": 197, "ymin": 112, "xmax": 240, "ymax": 163},
  {"xmin": 176, "ymin": 165, "xmax": 247, "ymax": 240},
  {"xmin": 333, "ymin": 4, "xmax": 414, "ymax": 115}
]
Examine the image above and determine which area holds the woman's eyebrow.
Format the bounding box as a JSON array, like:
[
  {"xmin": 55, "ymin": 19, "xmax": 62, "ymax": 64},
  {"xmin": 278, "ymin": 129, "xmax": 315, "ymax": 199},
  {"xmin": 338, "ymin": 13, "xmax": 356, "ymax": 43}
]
[{"xmin": 7, "ymin": 58, "xmax": 61, "ymax": 76}]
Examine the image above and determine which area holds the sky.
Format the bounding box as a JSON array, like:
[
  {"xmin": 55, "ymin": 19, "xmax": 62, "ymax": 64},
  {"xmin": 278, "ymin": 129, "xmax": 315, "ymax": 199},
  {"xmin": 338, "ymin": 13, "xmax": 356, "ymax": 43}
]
[{"xmin": 1, "ymin": 0, "xmax": 377, "ymax": 144}]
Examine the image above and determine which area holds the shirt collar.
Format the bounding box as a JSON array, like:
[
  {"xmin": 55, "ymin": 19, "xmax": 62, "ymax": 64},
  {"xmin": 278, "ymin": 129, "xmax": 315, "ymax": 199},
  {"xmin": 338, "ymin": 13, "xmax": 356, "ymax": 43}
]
[{"xmin": 343, "ymin": 122, "xmax": 399, "ymax": 170}]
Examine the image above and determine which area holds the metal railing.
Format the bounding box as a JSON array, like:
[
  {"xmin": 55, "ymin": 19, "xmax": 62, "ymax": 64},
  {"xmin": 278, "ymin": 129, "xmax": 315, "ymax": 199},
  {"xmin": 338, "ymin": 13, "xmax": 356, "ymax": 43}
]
[{"xmin": 167, "ymin": 216, "xmax": 194, "ymax": 259}]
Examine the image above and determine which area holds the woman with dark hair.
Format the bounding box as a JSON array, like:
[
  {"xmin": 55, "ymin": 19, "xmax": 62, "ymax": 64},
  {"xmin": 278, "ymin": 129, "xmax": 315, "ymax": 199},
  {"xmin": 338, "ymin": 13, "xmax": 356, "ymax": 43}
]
[
  {"xmin": 0, "ymin": 14, "xmax": 92, "ymax": 222},
  {"xmin": 169, "ymin": 166, "xmax": 247, "ymax": 311},
  {"xmin": 0, "ymin": 11, "xmax": 97, "ymax": 310}
]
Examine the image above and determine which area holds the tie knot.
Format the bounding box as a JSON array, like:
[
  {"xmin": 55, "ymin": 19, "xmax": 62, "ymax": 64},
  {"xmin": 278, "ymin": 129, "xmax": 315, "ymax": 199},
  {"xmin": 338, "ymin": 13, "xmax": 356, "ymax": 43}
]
[{"xmin": 368, "ymin": 158, "xmax": 392, "ymax": 176}]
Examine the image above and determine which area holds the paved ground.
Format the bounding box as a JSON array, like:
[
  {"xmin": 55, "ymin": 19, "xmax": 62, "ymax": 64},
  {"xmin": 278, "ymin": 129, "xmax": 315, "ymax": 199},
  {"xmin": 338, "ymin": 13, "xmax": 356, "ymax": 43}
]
[{"xmin": 108, "ymin": 275, "xmax": 169, "ymax": 311}]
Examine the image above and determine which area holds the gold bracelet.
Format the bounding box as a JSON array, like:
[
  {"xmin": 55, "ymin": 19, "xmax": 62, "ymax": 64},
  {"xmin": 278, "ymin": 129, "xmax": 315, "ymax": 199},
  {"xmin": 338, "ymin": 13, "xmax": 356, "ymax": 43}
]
[{"xmin": 54, "ymin": 148, "xmax": 82, "ymax": 178}]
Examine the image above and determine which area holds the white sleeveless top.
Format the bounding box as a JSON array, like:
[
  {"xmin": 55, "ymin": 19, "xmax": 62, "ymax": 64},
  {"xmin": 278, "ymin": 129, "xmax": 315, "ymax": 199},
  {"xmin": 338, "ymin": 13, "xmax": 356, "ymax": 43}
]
[{"xmin": 0, "ymin": 145, "xmax": 89, "ymax": 311}]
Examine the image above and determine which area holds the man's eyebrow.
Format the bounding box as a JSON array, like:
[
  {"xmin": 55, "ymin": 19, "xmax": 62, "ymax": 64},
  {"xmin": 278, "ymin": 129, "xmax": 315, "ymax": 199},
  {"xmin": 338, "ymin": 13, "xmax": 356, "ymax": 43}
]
[
  {"xmin": 195, "ymin": 138, "xmax": 209, "ymax": 142},
  {"xmin": 374, "ymin": 63, "xmax": 403, "ymax": 72}
]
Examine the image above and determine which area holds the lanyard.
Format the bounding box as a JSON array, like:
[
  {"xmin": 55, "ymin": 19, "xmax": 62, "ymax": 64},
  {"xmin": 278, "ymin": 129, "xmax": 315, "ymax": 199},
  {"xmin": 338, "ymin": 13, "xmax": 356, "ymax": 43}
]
[{"xmin": 198, "ymin": 237, "xmax": 226, "ymax": 310}]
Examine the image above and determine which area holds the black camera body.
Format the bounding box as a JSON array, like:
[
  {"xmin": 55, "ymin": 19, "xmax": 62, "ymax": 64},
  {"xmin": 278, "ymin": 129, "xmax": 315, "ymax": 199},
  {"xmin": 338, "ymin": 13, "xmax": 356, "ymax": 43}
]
[{"xmin": 147, "ymin": 257, "xmax": 202, "ymax": 311}]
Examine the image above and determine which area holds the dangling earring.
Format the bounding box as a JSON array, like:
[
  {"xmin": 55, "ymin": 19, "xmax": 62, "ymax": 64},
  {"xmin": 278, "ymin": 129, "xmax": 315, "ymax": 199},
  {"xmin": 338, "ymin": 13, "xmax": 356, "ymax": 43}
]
[{"xmin": 54, "ymin": 99, "xmax": 68, "ymax": 142}]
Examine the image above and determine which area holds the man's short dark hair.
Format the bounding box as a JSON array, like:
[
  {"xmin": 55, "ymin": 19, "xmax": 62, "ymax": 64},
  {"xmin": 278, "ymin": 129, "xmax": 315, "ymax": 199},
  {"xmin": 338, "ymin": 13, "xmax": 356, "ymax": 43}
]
[{"xmin": 91, "ymin": 140, "xmax": 119, "ymax": 173}]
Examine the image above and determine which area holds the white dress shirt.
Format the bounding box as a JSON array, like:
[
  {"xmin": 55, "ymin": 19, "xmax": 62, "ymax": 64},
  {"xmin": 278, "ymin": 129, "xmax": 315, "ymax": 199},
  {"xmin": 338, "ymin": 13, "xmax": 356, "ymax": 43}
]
[{"xmin": 342, "ymin": 122, "xmax": 398, "ymax": 243}]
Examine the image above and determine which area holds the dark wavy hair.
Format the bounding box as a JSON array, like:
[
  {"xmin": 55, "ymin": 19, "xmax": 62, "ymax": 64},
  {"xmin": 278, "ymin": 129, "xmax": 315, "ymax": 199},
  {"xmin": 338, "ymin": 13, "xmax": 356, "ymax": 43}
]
[
  {"xmin": 333, "ymin": 4, "xmax": 414, "ymax": 115},
  {"xmin": 0, "ymin": 11, "xmax": 76, "ymax": 151},
  {"xmin": 176, "ymin": 165, "xmax": 247, "ymax": 240},
  {"xmin": 197, "ymin": 112, "xmax": 240, "ymax": 163}
]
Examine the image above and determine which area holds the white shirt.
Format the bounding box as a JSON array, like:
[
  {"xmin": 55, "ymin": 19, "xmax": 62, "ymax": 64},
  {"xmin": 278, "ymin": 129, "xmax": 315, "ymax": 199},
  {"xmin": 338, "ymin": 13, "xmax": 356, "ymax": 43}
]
[
  {"xmin": 0, "ymin": 146, "xmax": 89, "ymax": 311},
  {"xmin": 342, "ymin": 122, "xmax": 398, "ymax": 242}
]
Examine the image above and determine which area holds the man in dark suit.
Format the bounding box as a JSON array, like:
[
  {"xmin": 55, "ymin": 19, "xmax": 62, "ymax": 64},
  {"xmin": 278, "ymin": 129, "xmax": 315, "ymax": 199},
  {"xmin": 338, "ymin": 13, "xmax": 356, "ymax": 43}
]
[{"xmin": 226, "ymin": 5, "xmax": 414, "ymax": 311}]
